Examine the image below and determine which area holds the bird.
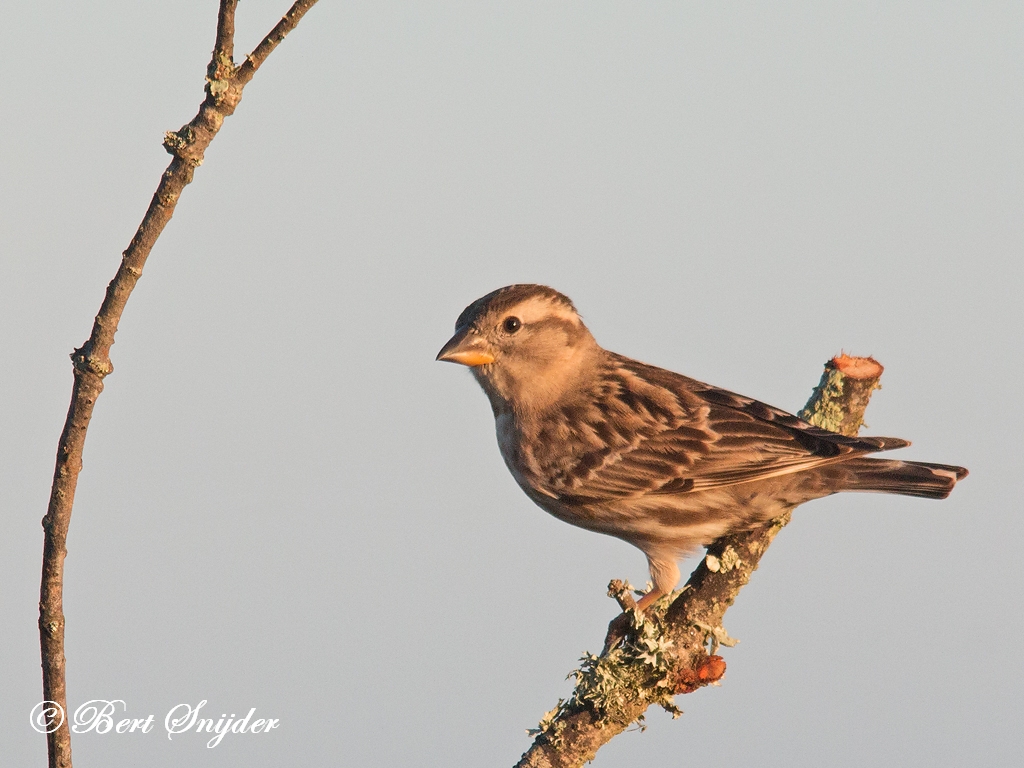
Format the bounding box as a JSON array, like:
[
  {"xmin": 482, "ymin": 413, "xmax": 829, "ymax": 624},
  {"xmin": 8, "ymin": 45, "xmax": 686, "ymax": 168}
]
[{"xmin": 436, "ymin": 284, "xmax": 968, "ymax": 614}]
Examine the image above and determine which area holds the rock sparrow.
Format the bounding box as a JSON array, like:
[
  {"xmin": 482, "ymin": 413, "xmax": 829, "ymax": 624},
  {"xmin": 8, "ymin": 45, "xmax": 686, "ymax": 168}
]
[{"xmin": 437, "ymin": 284, "xmax": 967, "ymax": 610}]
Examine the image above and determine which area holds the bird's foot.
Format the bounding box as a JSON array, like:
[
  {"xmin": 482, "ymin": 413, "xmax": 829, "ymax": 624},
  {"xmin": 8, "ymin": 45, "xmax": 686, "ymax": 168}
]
[
  {"xmin": 603, "ymin": 579, "xmax": 643, "ymax": 654},
  {"xmin": 602, "ymin": 609, "xmax": 642, "ymax": 655},
  {"xmin": 601, "ymin": 582, "xmax": 669, "ymax": 655},
  {"xmin": 602, "ymin": 581, "xmax": 675, "ymax": 655}
]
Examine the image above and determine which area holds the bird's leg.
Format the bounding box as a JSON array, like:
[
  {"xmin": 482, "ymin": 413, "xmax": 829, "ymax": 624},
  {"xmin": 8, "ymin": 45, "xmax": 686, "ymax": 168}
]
[
  {"xmin": 635, "ymin": 587, "xmax": 669, "ymax": 612},
  {"xmin": 646, "ymin": 556, "xmax": 681, "ymax": 604}
]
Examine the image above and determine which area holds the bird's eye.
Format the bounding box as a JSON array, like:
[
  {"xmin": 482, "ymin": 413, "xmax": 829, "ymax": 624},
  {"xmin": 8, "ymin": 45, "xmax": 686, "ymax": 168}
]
[{"xmin": 502, "ymin": 316, "xmax": 522, "ymax": 334}]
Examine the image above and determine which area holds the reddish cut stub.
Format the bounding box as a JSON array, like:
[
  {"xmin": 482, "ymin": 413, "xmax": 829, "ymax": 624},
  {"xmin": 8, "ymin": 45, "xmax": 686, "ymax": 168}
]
[
  {"xmin": 671, "ymin": 655, "xmax": 727, "ymax": 695},
  {"xmin": 832, "ymin": 354, "xmax": 883, "ymax": 380}
]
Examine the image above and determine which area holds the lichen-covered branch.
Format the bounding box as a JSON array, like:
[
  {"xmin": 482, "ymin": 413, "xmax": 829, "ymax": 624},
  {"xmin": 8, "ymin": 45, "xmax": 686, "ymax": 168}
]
[
  {"xmin": 38, "ymin": 3, "xmax": 320, "ymax": 767},
  {"xmin": 797, "ymin": 354, "xmax": 883, "ymax": 436},
  {"xmin": 514, "ymin": 355, "xmax": 885, "ymax": 768}
]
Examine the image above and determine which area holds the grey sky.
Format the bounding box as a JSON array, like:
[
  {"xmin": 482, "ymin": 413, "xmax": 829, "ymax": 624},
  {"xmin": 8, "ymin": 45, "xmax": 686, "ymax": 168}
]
[{"xmin": 2, "ymin": 2, "xmax": 1021, "ymax": 765}]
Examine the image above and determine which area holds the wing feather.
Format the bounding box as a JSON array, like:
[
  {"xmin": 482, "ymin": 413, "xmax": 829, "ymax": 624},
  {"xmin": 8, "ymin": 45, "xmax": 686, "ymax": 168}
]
[{"xmin": 535, "ymin": 354, "xmax": 909, "ymax": 503}]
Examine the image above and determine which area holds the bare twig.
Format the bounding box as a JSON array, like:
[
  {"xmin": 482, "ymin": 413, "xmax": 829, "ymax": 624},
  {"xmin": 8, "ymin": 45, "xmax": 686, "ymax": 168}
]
[
  {"xmin": 214, "ymin": 0, "xmax": 238, "ymax": 67},
  {"xmin": 38, "ymin": 3, "xmax": 320, "ymax": 766},
  {"xmin": 235, "ymin": 0, "xmax": 320, "ymax": 86},
  {"xmin": 515, "ymin": 355, "xmax": 885, "ymax": 768},
  {"xmin": 606, "ymin": 579, "xmax": 638, "ymax": 613}
]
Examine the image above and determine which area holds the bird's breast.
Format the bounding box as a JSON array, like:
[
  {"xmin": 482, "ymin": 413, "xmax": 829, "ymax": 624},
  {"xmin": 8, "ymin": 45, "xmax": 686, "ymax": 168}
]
[
  {"xmin": 494, "ymin": 412, "xmax": 529, "ymax": 482},
  {"xmin": 493, "ymin": 411, "xmax": 563, "ymax": 501}
]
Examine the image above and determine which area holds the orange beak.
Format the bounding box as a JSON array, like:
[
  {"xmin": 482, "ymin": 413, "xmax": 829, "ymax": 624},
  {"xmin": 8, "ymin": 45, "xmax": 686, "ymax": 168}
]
[{"xmin": 436, "ymin": 327, "xmax": 495, "ymax": 367}]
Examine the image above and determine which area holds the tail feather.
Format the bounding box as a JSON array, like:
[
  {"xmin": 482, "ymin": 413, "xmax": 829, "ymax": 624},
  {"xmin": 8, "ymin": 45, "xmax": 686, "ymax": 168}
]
[{"xmin": 840, "ymin": 458, "xmax": 969, "ymax": 500}]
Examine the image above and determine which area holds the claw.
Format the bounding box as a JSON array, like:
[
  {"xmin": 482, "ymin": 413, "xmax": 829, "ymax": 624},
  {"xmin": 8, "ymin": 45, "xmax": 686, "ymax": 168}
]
[{"xmin": 602, "ymin": 611, "xmax": 633, "ymax": 655}]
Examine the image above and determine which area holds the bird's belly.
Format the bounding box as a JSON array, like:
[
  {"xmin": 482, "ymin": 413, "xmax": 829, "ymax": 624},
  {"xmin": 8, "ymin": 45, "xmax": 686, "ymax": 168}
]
[
  {"xmin": 525, "ymin": 482, "xmax": 804, "ymax": 558},
  {"xmin": 495, "ymin": 415, "xmax": 813, "ymax": 556}
]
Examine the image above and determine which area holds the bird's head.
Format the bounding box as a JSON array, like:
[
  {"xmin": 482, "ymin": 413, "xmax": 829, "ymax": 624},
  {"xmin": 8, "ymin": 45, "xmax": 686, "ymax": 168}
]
[{"xmin": 436, "ymin": 284, "xmax": 600, "ymax": 414}]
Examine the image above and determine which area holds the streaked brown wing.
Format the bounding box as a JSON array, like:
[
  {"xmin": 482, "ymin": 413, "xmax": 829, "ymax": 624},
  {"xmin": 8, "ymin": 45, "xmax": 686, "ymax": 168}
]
[{"xmin": 550, "ymin": 356, "xmax": 908, "ymax": 502}]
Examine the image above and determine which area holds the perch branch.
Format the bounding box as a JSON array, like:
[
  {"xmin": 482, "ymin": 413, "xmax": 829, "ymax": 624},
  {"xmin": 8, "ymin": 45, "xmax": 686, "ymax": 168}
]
[
  {"xmin": 38, "ymin": 3, "xmax": 319, "ymax": 767},
  {"xmin": 514, "ymin": 355, "xmax": 885, "ymax": 768}
]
